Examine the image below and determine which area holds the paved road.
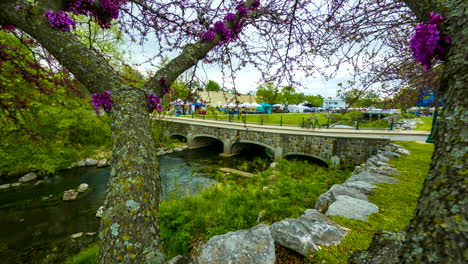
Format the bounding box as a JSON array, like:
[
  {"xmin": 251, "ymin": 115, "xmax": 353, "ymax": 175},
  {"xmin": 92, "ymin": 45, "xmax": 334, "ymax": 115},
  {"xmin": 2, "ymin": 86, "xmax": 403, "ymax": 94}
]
[{"xmin": 161, "ymin": 116, "xmax": 430, "ymax": 142}]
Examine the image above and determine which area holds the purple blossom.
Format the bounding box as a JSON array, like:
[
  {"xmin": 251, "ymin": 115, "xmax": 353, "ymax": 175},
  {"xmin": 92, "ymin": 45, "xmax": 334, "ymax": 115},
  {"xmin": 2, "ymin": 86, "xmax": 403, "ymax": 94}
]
[
  {"xmin": 224, "ymin": 13, "xmax": 236, "ymax": 22},
  {"xmin": 252, "ymin": 0, "xmax": 261, "ymax": 9},
  {"xmin": 214, "ymin": 21, "xmax": 231, "ymax": 42},
  {"xmin": 409, "ymin": 12, "xmax": 450, "ymax": 70},
  {"xmin": 0, "ymin": 25, "xmax": 16, "ymax": 31},
  {"xmin": 202, "ymin": 30, "xmax": 215, "ymax": 42},
  {"xmin": 148, "ymin": 94, "xmax": 162, "ymax": 113},
  {"xmin": 44, "ymin": 10, "xmax": 76, "ymax": 32},
  {"xmin": 428, "ymin": 12, "xmax": 443, "ymax": 25},
  {"xmin": 238, "ymin": 6, "xmax": 249, "ymax": 18},
  {"xmin": 91, "ymin": 90, "xmax": 113, "ymax": 113}
]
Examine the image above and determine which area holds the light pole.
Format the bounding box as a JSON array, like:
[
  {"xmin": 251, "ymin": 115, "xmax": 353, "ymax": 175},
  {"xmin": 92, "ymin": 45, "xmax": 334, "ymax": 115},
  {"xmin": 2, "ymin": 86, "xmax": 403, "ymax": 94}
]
[{"xmin": 426, "ymin": 109, "xmax": 438, "ymax": 143}]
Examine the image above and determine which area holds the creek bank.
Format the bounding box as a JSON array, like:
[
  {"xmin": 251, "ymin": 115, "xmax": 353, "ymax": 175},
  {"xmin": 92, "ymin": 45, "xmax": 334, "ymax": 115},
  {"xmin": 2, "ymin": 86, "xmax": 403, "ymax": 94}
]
[{"xmin": 168, "ymin": 143, "xmax": 410, "ymax": 263}]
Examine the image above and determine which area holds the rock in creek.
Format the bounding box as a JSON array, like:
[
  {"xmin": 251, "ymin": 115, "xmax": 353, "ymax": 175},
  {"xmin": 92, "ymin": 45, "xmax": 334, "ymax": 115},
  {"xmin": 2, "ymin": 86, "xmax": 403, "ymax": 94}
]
[
  {"xmin": 18, "ymin": 172, "xmax": 37, "ymax": 182},
  {"xmin": 63, "ymin": 190, "xmax": 79, "ymax": 201}
]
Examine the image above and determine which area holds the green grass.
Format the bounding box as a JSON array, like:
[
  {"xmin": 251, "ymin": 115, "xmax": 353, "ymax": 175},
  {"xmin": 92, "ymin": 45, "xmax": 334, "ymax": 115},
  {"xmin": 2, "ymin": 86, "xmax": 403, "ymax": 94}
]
[
  {"xmin": 310, "ymin": 141, "xmax": 434, "ymax": 263},
  {"xmin": 160, "ymin": 160, "xmax": 351, "ymax": 258},
  {"xmin": 64, "ymin": 243, "xmax": 98, "ymax": 264},
  {"xmin": 415, "ymin": 117, "xmax": 433, "ymax": 131}
]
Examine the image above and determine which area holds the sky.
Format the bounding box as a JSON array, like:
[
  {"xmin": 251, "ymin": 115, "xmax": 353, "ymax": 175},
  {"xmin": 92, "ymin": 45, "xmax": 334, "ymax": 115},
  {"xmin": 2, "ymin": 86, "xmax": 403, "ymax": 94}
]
[{"xmin": 127, "ymin": 40, "xmax": 351, "ymax": 99}]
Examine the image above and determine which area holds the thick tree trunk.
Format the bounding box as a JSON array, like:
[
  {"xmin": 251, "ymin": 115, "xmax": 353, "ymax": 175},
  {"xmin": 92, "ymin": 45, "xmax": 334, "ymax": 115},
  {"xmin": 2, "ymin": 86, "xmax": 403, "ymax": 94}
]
[
  {"xmin": 399, "ymin": 1, "xmax": 468, "ymax": 262},
  {"xmin": 99, "ymin": 85, "xmax": 165, "ymax": 263}
]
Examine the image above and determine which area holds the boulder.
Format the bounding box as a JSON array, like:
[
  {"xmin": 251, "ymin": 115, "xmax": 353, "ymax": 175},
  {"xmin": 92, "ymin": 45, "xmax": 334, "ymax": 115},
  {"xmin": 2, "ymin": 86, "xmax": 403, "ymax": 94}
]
[
  {"xmin": 326, "ymin": 195, "xmax": 379, "ymax": 221},
  {"xmin": 314, "ymin": 191, "xmax": 334, "ymax": 213},
  {"xmin": 315, "ymin": 184, "xmax": 369, "ymax": 213},
  {"xmin": 12, "ymin": 182, "xmax": 21, "ymax": 187},
  {"xmin": 376, "ymin": 154, "xmax": 390, "ymax": 163},
  {"xmin": 34, "ymin": 180, "xmax": 45, "ymax": 185},
  {"xmin": 169, "ymin": 255, "xmax": 194, "ymax": 264},
  {"xmin": 18, "ymin": 172, "xmax": 37, "ymax": 182},
  {"xmin": 72, "ymin": 160, "xmax": 86, "ymax": 167},
  {"xmin": 346, "ymin": 171, "xmax": 399, "ymax": 185},
  {"xmin": 84, "ymin": 158, "xmax": 98, "ymax": 166},
  {"xmin": 270, "ymin": 209, "xmax": 347, "ymax": 256},
  {"xmin": 96, "ymin": 206, "xmax": 104, "ymax": 218},
  {"xmin": 374, "ymin": 166, "xmax": 400, "ymax": 176},
  {"xmin": 71, "ymin": 232, "xmax": 83, "ymax": 239},
  {"xmin": 349, "ymin": 230, "xmax": 406, "ymax": 264},
  {"xmin": 63, "ymin": 190, "xmax": 79, "ymax": 201},
  {"xmin": 342, "ymin": 181, "xmax": 376, "ymax": 195},
  {"xmin": 97, "ymin": 159, "xmax": 109, "ymax": 168},
  {"xmin": 77, "ymin": 183, "xmax": 89, "ymax": 193},
  {"xmin": 0, "ymin": 183, "xmax": 11, "ymax": 190},
  {"xmin": 378, "ymin": 150, "xmax": 400, "ymax": 159},
  {"xmin": 269, "ymin": 162, "xmax": 277, "ymax": 168},
  {"xmin": 197, "ymin": 224, "xmax": 275, "ymax": 264}
]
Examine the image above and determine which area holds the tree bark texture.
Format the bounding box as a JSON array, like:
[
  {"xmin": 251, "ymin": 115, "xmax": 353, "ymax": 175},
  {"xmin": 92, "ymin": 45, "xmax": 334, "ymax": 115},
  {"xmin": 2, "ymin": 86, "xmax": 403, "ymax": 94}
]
[
  {"xmin": 399, "ymin": 0, "xmax": 468, "ymax": 262},
  {"xmin": 99, "ymin": 85, "xmax": 165, "ymax": 263}
]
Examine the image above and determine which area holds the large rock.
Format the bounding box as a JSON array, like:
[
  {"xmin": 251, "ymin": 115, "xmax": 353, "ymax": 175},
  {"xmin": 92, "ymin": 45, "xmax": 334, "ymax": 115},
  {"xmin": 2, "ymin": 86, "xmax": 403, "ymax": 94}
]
[
  {"xmin": 77, "ymin": 183, "xmax": 88, "ymax": 193},
  {"xmin": 197, "ymin": 224, "xmax": 275, "ymax": 264},
  {"xmin": 349, "ymin": 230, "xmax": 406, "ymax": 264},
  {"xmin": 342, "ymin": 181, "xmax": 376, "ymax": 195},
  {"xmin": 63, "ymin": 190, "xmax": 79, "ymax": 201},
  {"xmin": 71, "ymin": 160, "xmax": 86, "ymax": 167},
  {"xmin": 11, "ymin": 182, "xmax": 21, "ymax": 187},
  {"xmin": 84, "ymin": 158, "xmax": 98, "ymax": 166},
  {"xmin": 18, "ymin": 172, "xmax": 37, "ymax": 182},
  {"xmin": 96, "ymin": 206, "xmax": 104, "ymax": 218},
  {"xmin": 97, "ymin": 159, "xmax": 109, "ymax": 168},
  {"xmin": 269, "ymin": 209, "xmax": 347, "ymax": 256},
  {"xmin": 326, "ymin": 195, "xmax": 379, "ymax": 221},
  {"xmin": 315, "ymin": 184, "xmax": 369, "ymax": 213},
  {"xmin": 378, "ymin": 150, "xmax": 400, "ymax": 159},
  {"xmin": 346, "ymin": 171, "xmax": 399, "ymax": 185},
  {"xmin": 0, "ymin": 183, "xmax": 11, "ymax": 190}
]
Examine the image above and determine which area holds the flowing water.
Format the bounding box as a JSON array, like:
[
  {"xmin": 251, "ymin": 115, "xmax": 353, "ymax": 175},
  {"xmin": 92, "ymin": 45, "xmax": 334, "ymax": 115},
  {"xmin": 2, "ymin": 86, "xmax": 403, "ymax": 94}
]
[{"xmin": 0, "ymin": 145, "xmax": 271, "ymax": 263}]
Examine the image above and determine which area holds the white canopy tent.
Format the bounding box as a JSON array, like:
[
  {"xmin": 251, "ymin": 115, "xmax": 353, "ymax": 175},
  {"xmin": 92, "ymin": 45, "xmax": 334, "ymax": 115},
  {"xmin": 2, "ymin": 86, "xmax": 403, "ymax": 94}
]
[{"xmin": 170, "ymin": 99, "xmax": 185, "ymax": 105}]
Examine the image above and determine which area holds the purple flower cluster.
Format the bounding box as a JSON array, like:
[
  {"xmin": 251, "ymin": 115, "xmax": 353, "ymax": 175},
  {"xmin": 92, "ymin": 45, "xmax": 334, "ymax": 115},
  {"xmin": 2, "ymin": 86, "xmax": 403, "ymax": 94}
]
[
  {"xmin": 91, "ymin": 91, "xmax": 113, "ymax": 113},
  {"xmin": 202, "ymin": 30, "xmax": 215, "ymax": 42},
  {"xmin": 44, "ymin": 10, "xmax": 76, "ymax": 32},
  {"xmin": 410, "ymin": 12, "xmax": 451, "ymax": 70},
  {"xmin": 148, "ymin": 94, "xmax": 162, "ymax": 113},
  {"xmin": 200, "ymin": 1, "xmax": 260, "ymax": 45},
  {"xmin": 66, "ymin": 0, "xmax": 124, "ymax": 29},
  {"xmin": 0, "ymin": 25, "xmax": 16, "ymax": 31}
]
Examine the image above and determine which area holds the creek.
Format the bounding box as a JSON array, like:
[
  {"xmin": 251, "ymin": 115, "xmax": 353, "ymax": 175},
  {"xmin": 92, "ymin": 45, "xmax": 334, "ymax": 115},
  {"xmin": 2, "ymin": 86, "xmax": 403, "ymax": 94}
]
[{"xmin": 0, "ymin": 144, "xmax": 271, "ymax": 263}]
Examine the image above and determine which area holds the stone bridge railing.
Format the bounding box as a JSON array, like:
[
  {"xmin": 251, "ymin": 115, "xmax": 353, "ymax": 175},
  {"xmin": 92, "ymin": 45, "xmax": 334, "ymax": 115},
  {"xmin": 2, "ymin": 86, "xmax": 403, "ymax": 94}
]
[{"xmin": 162, "ymin": 118, "xmax": 390, "ymax": 168}]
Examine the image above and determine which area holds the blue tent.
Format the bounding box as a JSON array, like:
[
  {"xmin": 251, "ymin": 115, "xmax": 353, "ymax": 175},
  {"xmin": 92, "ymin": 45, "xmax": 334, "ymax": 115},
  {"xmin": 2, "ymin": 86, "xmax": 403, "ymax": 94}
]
[
  {"xmin": 191, "ymin": 102, "xmax": 206, "ymax": 107},
  {"xmin": 257, "ymin": 102, "xmax": 272, "ymax": 114}
]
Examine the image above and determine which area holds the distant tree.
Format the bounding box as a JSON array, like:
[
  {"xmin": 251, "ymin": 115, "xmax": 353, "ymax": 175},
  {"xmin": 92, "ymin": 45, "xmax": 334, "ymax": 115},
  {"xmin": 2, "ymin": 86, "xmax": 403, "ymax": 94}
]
[
  {"xmin": 256, "ymin": 82, "xmax": 279, "ymax": 105},
  {"xmin": 304, "ymin": 95, "xmax": 324, "ymax": 107},
  {"xmin": 205, "ymin": 80, "xmax": 221, "ymax": 92}
]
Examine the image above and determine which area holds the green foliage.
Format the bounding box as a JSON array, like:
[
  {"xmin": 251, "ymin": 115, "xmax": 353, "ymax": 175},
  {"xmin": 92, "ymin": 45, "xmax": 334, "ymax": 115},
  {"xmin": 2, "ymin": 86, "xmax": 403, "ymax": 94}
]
[
  {"xmin": 414, "ymin": 117, "xmax": 433, "ymax": 131},
  {"xmin": 256, "ymin": 82, "xmax": 279, "ymax": 105},
  {"xmin": 304, "ymin": 95, "xmax": 324, "ymax": 107},
  {"xmin": 312, "ymin": 141, "xmax": 433, "ymax": 263},
  {"xmin": 64, "ymin": 243, "xmax": 98, "ymax": 264},
  {"xmin": 160, "ymin": 160, "xmax": 351, "ymax": 258},
  {"xmin": 0, "ymin": 32, "xmax": 111, "ymax": 176},
  {"xmin": 205, "ymin": 80, "xmax": 221, "ymax": 92}
]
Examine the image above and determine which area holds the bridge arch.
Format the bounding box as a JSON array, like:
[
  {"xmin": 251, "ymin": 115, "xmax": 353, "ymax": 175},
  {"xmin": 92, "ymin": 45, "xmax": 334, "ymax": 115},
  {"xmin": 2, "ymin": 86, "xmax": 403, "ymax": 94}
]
[
  {"xmin": 283, "ymin": 152, "xmax": 329, "ymax": 167},
  {"xmin": 231, "ymin": 140, "xmax": 277, "ymax": 159},
  {"xmin": 168, "ymin": 133, "xmax": 188, "ymax": 142},
  {"xmin": 189, "ymin": 134, "xmax": 224, "ymax": 150}
]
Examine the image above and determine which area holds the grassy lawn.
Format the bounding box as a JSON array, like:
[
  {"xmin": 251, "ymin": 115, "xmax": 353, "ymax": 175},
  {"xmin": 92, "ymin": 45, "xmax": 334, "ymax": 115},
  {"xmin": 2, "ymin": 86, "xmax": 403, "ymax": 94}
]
[
  {"xmin": 311, "ymin": 141, "xmax": 434, "ymax": 263},
  {"xmin": 415, "ymin": 116, "xmax": 433, "ymax": 131}
]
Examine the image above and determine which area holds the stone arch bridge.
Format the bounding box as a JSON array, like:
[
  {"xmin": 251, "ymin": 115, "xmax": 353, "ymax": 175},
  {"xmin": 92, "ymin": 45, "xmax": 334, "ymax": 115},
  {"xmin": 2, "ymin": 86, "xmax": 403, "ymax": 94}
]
[{"xmin": 162, "ymin": 118, "xmax": 391, "ymax": 168}]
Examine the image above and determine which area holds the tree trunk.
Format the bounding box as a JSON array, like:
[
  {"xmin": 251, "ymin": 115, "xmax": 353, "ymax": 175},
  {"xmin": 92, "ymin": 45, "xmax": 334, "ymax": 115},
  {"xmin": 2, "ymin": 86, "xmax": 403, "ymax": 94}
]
[
  {"xmin": 399, "ymin": 1, "xmax": 468, "ymax": 262},
  {"xmin": 99, "ymin": 85, "xmax": 165, "ymax": 263}
]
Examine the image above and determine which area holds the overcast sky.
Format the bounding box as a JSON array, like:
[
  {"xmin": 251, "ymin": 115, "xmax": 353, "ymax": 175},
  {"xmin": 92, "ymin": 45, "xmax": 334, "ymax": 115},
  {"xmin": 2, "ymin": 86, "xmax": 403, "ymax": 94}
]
[{"xmin": 125, "ymin": 36, "xmax": 350, "ymax": 99}]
